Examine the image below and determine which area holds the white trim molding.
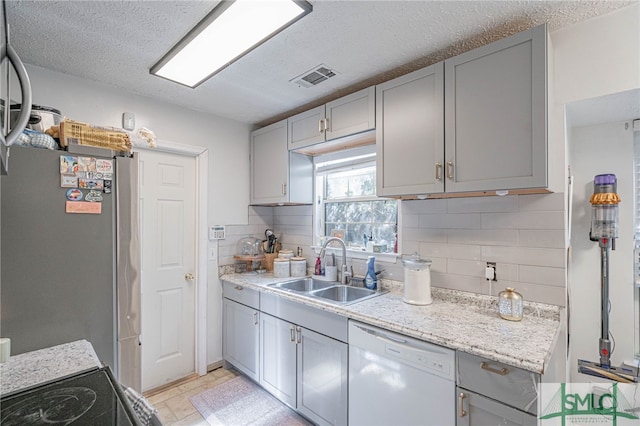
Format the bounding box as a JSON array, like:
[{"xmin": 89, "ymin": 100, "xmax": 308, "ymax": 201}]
[{"xmin": 134, "ymin": 140, "xmax": 209, "ymax": 378}]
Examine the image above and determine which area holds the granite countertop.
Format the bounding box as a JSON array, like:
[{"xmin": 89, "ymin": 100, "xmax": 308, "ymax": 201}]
[
  {"xmin": 0, "ymin": 340, "xmax": 102, "ymax": 396},
  {"xmin": 221, "ymin": 273, "xmax": 563, "ymax": 375}
]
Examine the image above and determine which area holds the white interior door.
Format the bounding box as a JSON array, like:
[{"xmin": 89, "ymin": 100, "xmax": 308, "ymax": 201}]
[{"xmin": 139, "ymin": 149, "xmax": 197, "ymax": 391}]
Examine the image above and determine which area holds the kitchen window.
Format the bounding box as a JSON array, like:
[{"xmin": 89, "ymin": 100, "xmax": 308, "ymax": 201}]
[{"xmin": 314, "ymin": 146, "xmax": 398, "ymax": 254}]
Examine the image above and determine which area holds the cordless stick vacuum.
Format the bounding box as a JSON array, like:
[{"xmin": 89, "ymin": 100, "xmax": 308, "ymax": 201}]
[{"xmin": 577, "ymin": 174, "xmax": 639, "ymax": 383}]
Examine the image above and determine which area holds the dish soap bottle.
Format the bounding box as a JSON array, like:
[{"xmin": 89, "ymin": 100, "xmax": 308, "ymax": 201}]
[
  {"xmin": 364, "ymin": 256, "xmax": 377, "ymax": 290},
  {"xmin": 315, "ymin": 256, "xmax": 322, "ymax": 276}
]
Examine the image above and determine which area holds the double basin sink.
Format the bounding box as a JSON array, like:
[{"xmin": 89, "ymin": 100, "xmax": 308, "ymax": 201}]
[{"xmin": 268, "ymin": 277, "xmax": 384, "ymax": 305}]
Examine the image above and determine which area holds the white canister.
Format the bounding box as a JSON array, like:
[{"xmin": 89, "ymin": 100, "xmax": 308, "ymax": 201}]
[
  {"xmin": 290, "ymin": 257, "xmax": 307, "ymax": 277},
  {"xmin": 401, "ymin": 253, "xmax": 432, "ymax": 305},
  {"xmin": 0, "ymin": 338, "xmax": 10, "ymax": 363},
  {"xmin": 324, "ymin": 266, "xmax": 338, "ymax": 282},
  {"xmin": 273, "ymin": 258, "xmax": 290, "ymax": 278},
  {"xmin": 278, "ymin": 249, "xmax": 294, "ymax": 260}
]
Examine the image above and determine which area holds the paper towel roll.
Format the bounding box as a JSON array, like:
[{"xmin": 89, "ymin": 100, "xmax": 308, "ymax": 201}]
[{"xmin": 0, "ymin": 338, "xmax": 11, "ymax": 363}]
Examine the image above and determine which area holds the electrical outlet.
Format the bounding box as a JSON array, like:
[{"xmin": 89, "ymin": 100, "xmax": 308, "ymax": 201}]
[{"xmin": 485, "ymin": 262, "xmax": 497, "ymax": 281}]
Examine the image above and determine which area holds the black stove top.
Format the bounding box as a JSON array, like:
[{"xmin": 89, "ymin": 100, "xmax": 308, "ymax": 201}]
[{"xmin": 0, "ymin": 366, "xmax": 141, "ymax": 425}]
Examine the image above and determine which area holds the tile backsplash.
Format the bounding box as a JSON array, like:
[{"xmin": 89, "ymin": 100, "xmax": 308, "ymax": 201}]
[
  {"xmin": 400, "ymin": 193, "xmax": 565, "ymax": 306},
  {"xmin": 223, "ymin": 192, "xmax": 566, "ymax": 306},
  {"xmin": 217, "ymin": 206, "xmax": 273, "ymax": 267}
]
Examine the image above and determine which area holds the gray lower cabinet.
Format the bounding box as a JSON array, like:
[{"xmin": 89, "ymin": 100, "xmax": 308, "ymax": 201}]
[
  {"xmin": 259, "ymin": 312, "xmax": 348, "ymax": 426},
  {"xmin": 222, "ymin": 298, "xmax": 259, "ymax": 382},
  {"xmin": 456, "ymin": 388, "xmax": 537, "ymax": 426},
  {"xmin": 456, "ymin": 351, "xmax": 539, "ymax": 426},
  {"xmin": 297, "ymin": 326, "xmax": 348, "ymax": 426},
  {"xmin": 259, "ymin": 312, "xmax": 297, "ymax": 407}
]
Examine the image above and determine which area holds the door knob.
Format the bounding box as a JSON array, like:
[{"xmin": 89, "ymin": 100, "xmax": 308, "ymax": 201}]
[{"xmin": 185, "ymin": 273, "xmax": 195, "ymax": 281}]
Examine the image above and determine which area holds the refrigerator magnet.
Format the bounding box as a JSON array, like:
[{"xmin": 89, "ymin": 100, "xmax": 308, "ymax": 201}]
[
  {"xmin": 66, "ymin": 201, "xmax": 102, "ymax": 214},
  {"xmin": 78, "ymin": 178, "xmax": 104, "ymax": 190},
  {"xmin": 60, "ymin": 175, "xmax": 78, "ymax": 188},
  {"xmin": 66, "ymin": 188, "xmax": 83, "ymax": 201},
  {"xmin": 96, "ymin": 159, "xmax": 113, "ymax": 173},
  {"xmin": 78, "ymin": 157, "xmax": 97, "ymax": 173},
  {"xmin": 60, "ymin": 155, "xmax": 78, "ymax": 175},
  {"xmin": 85, "ymin": 190, "xmax": 103, "ymax": 202},
  {"xmin": 103, "ymin": 180, "xmax": 112, "ymax": 194}
]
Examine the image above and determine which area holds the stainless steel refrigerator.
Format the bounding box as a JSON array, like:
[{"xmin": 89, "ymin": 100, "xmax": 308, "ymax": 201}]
[{"xmin": 0, "ymin": 144, "xmax": 141, "ymax": 391}]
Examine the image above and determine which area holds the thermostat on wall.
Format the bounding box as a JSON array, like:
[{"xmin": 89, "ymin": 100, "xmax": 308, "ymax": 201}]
[{"xmin": 209, "ymin": 225, "xmax": 226, "ymax": 240}]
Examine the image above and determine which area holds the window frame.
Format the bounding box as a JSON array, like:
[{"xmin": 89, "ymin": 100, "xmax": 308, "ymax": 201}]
[{"xmin": 312, "ymin": 145, "xmax": 400, "ymax": 260}]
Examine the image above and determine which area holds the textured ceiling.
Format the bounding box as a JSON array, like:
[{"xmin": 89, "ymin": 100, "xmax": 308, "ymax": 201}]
[{"xmin": 5, "ymin": 0, "xmax": 635, "ymax": 126}]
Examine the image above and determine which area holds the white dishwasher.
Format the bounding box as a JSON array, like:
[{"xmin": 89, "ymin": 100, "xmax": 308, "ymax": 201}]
[{"xmin": 349, "ymin": 321, "xmax": 455, "ymax": 426}]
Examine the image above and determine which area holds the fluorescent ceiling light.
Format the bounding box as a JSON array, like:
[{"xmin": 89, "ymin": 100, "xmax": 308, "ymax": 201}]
[{"xmin": 151, "ymin": 0, "xmax": 312, "ymax": 88}]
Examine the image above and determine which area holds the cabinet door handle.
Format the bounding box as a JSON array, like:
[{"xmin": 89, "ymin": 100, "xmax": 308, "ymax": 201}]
[
  {"xmin": 447, "ymin": 161, "xmax": 454, "ymax": 180},
  {"xmin": 458, "ymin": 392, "xmax": 467, "ymax": 417},
  {"xmin": 480, "ymin": 361, "xmax": 509, "ymax": 375},
  {"xmin": 281, "ymin": 183, "xmax": 287, "ymax": 196},
  {"xmin": 324, "ymin": 117, "xmax": 330, "ymax": 132},
  {"xmin": 253, "ymin": 312, "xmax": 258, "ymax": 325},
  {"xmin": 319, "ymin": 119, "xmax": 324, "ymax": 133},
  {"xmin": 435, "ymin": 162, "xmax": 442, "ymax": 181},
  {"xmin": 234, "ymin": 285, "xmax": 243, "ymax": 291},
  {"xmin": 290, "ymin": 326, "xmax": 295, "ymax": 342},
  {"xmin": 296, "ymin": 326, "xmax": 302, "ymax": 344}
]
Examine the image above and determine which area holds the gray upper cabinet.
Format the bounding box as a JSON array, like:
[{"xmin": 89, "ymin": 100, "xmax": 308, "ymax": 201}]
[
  {"xmin": 250, "ymin": 119, "xmax": 313, "ymax": 205},
  {"xmin": 444, "ymin": 24, "xmax": 547, "ymax": 193},
  {"xmin": 288, "ymin": 87, "xmax": 375, "ymax": 150},
  {"xmin": 376, "ymin": 63, "xmax": 444, "ymax": 197},
  {"xmin": 377, "ymin": 24, "xmax": 547, "ymax": 198},
  {"xmin": 287, "ymin": 105, "xmax": 326, "ymax": 149}
]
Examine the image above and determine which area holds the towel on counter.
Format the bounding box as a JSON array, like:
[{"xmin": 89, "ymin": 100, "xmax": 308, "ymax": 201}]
[{"xmin": 124, "ymin": 386, "xmax": 160, "ymax": 426}]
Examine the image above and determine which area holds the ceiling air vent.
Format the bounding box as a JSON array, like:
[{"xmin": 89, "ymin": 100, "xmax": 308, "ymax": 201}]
[{"xmin": 291, "ymin": 64, "xmax": 338, "ymax": 88}]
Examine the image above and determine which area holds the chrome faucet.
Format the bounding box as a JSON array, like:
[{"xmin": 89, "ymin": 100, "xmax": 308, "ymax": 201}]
[{"xmin": 319, "ymin": 237, "xmax": 351, "ymax": 284}]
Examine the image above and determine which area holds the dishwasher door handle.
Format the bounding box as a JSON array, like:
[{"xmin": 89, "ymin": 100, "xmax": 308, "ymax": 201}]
[
  {"xmin": 354, "ymin": 324, "xmax": 452, "ymax": 357},
  {"xmin": 376, "ymin": 333, "xmax": 408, "ymax": 345},
  {"xmin": 355, "ymin": 324, "xmax": 408, "ymax": 344}
]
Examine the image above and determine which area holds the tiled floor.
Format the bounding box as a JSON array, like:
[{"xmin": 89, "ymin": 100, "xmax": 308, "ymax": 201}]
[{"xmin": 147, "ymin": 367, "xmax": 238, "ymax": 426}]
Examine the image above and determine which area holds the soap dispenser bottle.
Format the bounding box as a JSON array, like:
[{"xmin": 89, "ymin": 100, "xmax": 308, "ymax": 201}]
[
  {"xmin": 366, "ymin": 234, "xmax": 374, "ymax": 252},
  {"xmin": 364, "ymin": 256, "xmax": 377, "ymax": 290}
]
